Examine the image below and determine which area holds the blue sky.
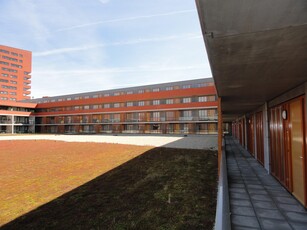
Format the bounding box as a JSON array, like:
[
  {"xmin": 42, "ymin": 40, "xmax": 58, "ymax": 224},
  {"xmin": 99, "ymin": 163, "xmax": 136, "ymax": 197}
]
[{"xmin": 0, "ymin": 0, "xmax": 211, "ymax": 98}]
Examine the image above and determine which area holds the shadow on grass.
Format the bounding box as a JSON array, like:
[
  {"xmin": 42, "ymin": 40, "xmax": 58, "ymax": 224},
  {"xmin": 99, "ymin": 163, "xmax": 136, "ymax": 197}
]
[{"xmin": 2, "ymin": 147, "xmax": 217, "ymax": 230}]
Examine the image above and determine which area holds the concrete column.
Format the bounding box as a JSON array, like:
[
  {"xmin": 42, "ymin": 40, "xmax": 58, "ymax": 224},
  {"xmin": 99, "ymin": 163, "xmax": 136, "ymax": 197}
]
[
  {"xmin": 263, "ymin": 103, "xmax": 270, "ymax": 173},
  {"xmin": 11, "ymin": 115, "xmax": 14, "ymax": 134}
]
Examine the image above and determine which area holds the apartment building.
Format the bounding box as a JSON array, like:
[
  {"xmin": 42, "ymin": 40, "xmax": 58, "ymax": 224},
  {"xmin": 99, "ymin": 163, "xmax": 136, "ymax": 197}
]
[
  {"xmin": 0, "ymin": 45, "xmax": 32, "ymax": 101},
  {"xmin": 29, "ymin": 78, "xmax": 218, "ymax": 135},
  {"xmin": 0, "ymin": 100, "xmax": 36, "ymax": 134}
]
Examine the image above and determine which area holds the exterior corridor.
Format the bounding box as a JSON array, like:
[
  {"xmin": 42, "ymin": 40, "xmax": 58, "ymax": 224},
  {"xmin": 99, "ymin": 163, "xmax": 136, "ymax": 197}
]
[{"xmin": 226, "ymin": 136, "xmax": 307, "ymax": 230}]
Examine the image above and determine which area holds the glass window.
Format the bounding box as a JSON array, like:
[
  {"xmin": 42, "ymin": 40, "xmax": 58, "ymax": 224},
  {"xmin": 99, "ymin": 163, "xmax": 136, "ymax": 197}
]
[
  {"xmin": 152, "ymin": 88, "xmax": 160, "ymax": 92},
  {"xmin": 153, "ymin": 100, "xmax": 160, "ymax": 105},
  {"xmin": 166, "ymin": 86, "xmax": 173, "ymax": 91},
  {"xmin": 104, "ymin": 104, "xmax": 110, "ymax": 108},
  {"xmin": 198, "ymin": 96, "xmax": 207, "ymax": 102},
  {"xmin": 127, "ymin": 102, "xmax": 133, "ymax": 107},
  {"xmin": 114, "ymin": 103, "xmax": 120, "ymax": 108},
  {"xmin": 166, "ymin": 99, "xmax": 173, "ymax": 104},
  {"xmin": 138, "ymin": 101, "xmax": 145, "ymax": 106},
  {"xmin": 183, "ymin": 98, "xmax": 191, "ymax": 103}
]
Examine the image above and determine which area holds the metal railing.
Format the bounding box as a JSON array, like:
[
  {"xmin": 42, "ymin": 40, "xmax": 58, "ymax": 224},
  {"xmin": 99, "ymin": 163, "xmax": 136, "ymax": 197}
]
[{"xmin": 214, "ymin": 138, "xmax": 231, "ymax": 230}]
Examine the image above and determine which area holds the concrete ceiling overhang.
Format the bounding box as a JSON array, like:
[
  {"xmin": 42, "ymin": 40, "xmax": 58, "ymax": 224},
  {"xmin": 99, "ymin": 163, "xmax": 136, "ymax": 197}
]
[{"xmin": 196, "ymin": 0, "xmax": 307, "ymax": 121}]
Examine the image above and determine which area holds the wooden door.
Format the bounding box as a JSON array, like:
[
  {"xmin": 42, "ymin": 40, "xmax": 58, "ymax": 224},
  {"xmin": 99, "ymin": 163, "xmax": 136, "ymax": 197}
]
[
  {"xmin": 256, "ymin": 112, "xmax": 264, "ymax": 165},
  {"xmin": 289, "ymin": 98, "xmax": 306, "ymax": 204}
]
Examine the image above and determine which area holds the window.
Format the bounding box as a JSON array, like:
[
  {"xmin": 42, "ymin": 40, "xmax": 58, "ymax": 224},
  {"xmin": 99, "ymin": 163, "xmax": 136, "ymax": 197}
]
[
  {"xmin": 198, "ymin": 96, "xmax": 207, "ymax": 102},
  {"xmin": 93, "ymin": 94, "xmax": 98, "ymax": 98},
  {"xmin": 197, "ymin": 83, "xmax": 206, "ymax": 88},
  {"xmin": 114, "ymin": 103, "xmax": 120, "ymax": 108},
  {"xmin": 152, "ymin": 112, "xmax": 160, "ymax": 121},
  {"xmin": 1, "ymin": 73, "xmax": 8, "ymax": 77},
  {"xmin": 183, "ymin": 98, "xmax": 191, "ymax": 103},
  {"xmin": 138, "ymin": 101, "xmax": 145, "ymax": 106},
  {"xmin": 127, "ymin": 102, "xmax": 133, "ymax": 107},
  {"xmin": 0, "ymin": 49, "xmax": 9, "ymax": 54},
  {"xmin": 93, "ymin": 105, "xmax": 99, "ymax": 109},
  {"xmin": 0, "ymin": 79, "xmax": 9, "ymax": 83},
  {"xmin": 11, "ymin": 80, "xmax": 17, "ymax": 84},
  {"xmin": 183, "ymin": 85, "xmax": 191, "ymax": 89},
  {"xmin": 199, "ymin": 110, "xmax": 208, "ymax": 120},
  {"xmin": 208, "ymin": 95, "xmax": 217, "ymax": 101},
  {"xmin": 104, "ymin": 104, "xmax": 110, "ymax": 108},
  {"xmin": 153, "ymin": 100, "xmax": 160, "ymax": 105},
  {"xmin": 166, "ymin": 111, "xmax": 174, "ymax": 121},
  {"xmin": 127, "ymin": 91, "xmax": 133, "ymax": 95},
  {"xmin": 19, "ymin": 54, "xmax": 23, "ymax": 58},
  {"xmin": 153, "ymin": 88, "xmax": 160, "ymax": 92},
  {"xmin": 104, "ymin": 93, "xmax": 110, "ymax": 97},
  {"xmin": 84, "ymin": 105, "xmax": 90, "ymax": 110},
  {"xmin": 19, "ymin": 60, "xmax": 23, "ymax": 63},
  {"xmin": 166, "ymin": 99, "xmax": 173, "ymax": 104},
  {"xmin": 166, "ymin": 86, "xmax": 173, "ymax": 91},
  {"xmin": 11, "ymin": 52, "xmax": 18, "ymax": 56},
  {"xmin": 0, "ymin": 91, "xmax": 8, "ymax": 94},
  {"xmin": 114, "ymin": 92, "xmax": 120, "ymax": 96},
  {"xmin": 84, "ymin": 96, "xmax": 89, "ymax": 99},
  {"xmin": 11, "ymin": 63, "xmax": 22, "ymax": 68},
  {"xmin": 181, "ymin": 110, "xmax": 192, "ymax": 121},
  {"xmin": 138, "ymin": 89, "xmax": 144, "ymax": 94},
  {"xmin": 0, "ymin": 61, "xmax": 9, "ymax": 65},
  {"xmin": 67, "ymin": 97, "xmax": 71, "ymax": 101},
  {"xmin": 2, "ymin": 67, "xmax": 17, "ymax": 73}
]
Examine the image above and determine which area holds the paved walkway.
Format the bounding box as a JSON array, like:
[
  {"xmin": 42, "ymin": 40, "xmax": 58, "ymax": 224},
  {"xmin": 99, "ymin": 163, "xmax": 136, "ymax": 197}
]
[
  {"xmin": 0, "ymin": 134, "xmax": 218, "ymax": 150},
  {"xmin": 226, "ymin": 136, "xmax": 307, "ymax": 230}
]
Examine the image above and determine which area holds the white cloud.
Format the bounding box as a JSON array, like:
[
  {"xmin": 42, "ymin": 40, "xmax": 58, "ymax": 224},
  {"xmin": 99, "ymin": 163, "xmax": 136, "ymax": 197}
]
[
  {"xmin": 33, "ymin": 33, "xmax": 202, "ymax": 57},
  {"xmin": 56, "ymin": 9, "xmax": 197, "ymax": 32},
  {"xmin": 98, "ymin": 0, "xmax": 110, "ymax": 3}
]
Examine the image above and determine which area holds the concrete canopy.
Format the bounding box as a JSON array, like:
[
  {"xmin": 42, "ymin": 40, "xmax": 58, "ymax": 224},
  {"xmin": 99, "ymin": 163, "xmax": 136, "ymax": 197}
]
[{"xmin": 196, "ymin": 0, "xmax": 307, "ymax": 121}]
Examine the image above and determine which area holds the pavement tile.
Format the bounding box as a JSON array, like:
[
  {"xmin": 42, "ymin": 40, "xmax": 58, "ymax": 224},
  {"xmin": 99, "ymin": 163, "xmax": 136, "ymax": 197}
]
[
  {"xmin": 247, "ymin": 185, "xmax": 264, "ymax": 190},
  {"xmin": 230, "ymin": 199, "xmax": 253, "ymax": 207},
  {"xmin": 250, "ymin": 194, "xmax": 273, "ymax": 202},
  {"xmin": 247, "ymin": 189, "xmax": 268, "ymax": 195},
  {"xmin": 230, "ymin": 183, "xmax": 245, "ymax": 188},
  {"xmin": 230, "ymin": 192, "xmax": 250, "ymax": 200},
  {"xmin": 231, "ymin": 215, "xmax": 260, "ymax": 228},
  {"xmin": 230, "ymin": 205, "xmax": 256, "ymax": 216},
  {"xmin": 232, "ymin": 225, "xmax": 260, "ymax": 230},
  {"xmin": 274, "ymin": 196, "xmax": 301, "ymax": 205},
  {"xmin": 259, "ymin": 218, "xmax": 292, "ymax": 230},
  {"xmin": 284, "ymin": 211, "xmax": 307, "ymax": 222},
  {"xmin": 290, "ymin": 222, "xmax": 307, "ymax": 230},
  {"xmin": 229, "ymin": 187, "xmax": 247, "ymax": 194},
  {"xmin": 255, "ymin": 208, "xmax": 284, "ymax": 220},
  {"xmin": 253, "ymin": 201, "xmax": 277, "ymax": 209},
  {"xmin": 277, "ymin": 203, "xmax": 307, "ymax": 213}
]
